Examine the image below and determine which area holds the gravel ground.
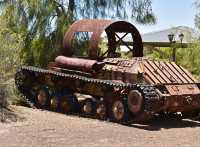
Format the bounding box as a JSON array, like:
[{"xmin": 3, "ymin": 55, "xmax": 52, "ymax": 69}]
[{"xmin": 0, "ymin": 106, "xmax": 200, "ymax": 147}]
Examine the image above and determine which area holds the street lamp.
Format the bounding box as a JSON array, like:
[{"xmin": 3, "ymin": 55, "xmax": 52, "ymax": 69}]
[
  {"xmin": 168, "ymin": 33, "xmax": 176, "ymax": 62},
  {"xmin": 168, "ymin": 33, "xmax": 174, "ymax": 43},
  {"xmin": 168, "ymin": 32, "xmax": 184, "ymax": 62},
  {"xmin": 179, "ymin": 33, "xmax": 184, "ymax": 47}
]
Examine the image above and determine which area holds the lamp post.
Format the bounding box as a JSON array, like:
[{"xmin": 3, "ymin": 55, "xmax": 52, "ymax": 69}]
[
  {"xmin": 168, "ymin": 33, "xmax": 184, "ymax": 62},
  {"xmin": 179, "ymin": 33, "xmax": 184, "ymax": 48},
  {"xmin": 168, "ymin": 33, "xmax": 176, "ymax": 62},
  {"xmin": 168, "ymin": 33, "xmax": 174, "ymax": 43}
]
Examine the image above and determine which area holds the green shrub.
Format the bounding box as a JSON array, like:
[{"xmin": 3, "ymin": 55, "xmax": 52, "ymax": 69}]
[{"xmin": 0, "ymin": 24, "xmax": 23, "ymax": 106}]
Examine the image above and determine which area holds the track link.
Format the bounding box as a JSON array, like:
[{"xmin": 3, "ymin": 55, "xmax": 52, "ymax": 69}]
[{"xmin": 15, "ymin": 66, "xmax": 161, "ymax": 118}]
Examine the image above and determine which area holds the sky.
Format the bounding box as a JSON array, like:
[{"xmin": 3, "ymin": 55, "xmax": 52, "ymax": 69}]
[{"xmin": 136, "ymin": 0, "xmax": 197, "ymax": 34}]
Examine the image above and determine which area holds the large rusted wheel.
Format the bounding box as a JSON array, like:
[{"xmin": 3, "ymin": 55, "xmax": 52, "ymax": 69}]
[
  {"xmin": 96, "ymin": 101, "xmax": 107, "ymax": 120},
  {"xmin": 35, "ymin": 87, "xmax": 50, "ymax": 109},
  {"xmin": 51, "ymin": 91, "xmax": 79, "ymax": 113},
  {"xmin": 82, "ymin": 99, "xmax": 94, "ymax": 115},
  {"xmin": 59, "ymin": 97, "xmax": 72, "ymax": 114},
  {"xmin": 127, "ymin": 90, "xmax": 144, "ymax": 115},
  {"xmin": 109, "ymin": 99, "xmax": 127, "ymax": 123},
  {"xmin": 50, "ymin": 96, "xmax": 59, "ymax": 111},
  {"xmin": 127, "ymin": 90, "xmax": 154, "ymax": 123}
]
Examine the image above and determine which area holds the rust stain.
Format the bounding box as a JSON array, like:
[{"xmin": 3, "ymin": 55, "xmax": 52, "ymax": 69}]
[{"xmin": 63, "ymin": 19, "xmax": 143, "ymax": 59}]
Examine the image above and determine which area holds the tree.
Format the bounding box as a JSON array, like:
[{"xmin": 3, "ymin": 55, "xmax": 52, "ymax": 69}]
[
  {"xmin": 0, "ymin": 0, "xmax": 155, "ymax": 67},
  {"xmin": 0, "ymin": 15, "xmax": 23, "ymax": 83},
  {"xmin": 195, "ymin": 0, "xmax": 200, "ymax": 29},
  {"xmin": 0, "ymin": 16, "xmax": 23, "ymax": 106}
]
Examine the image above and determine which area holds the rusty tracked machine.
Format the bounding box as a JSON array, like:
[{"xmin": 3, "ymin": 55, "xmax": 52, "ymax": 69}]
[{"xmin": 15, "ymin": 20, "xmax": 200, "ymax": 123}]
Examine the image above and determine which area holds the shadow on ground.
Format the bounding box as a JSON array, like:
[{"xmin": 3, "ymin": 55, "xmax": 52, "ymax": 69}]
[
  {"xmin": 35, "ymin": 108, "xmax": 200, "ymax": 131},
  {"xmin": 128, "ymin": 117, "xmax": 200, "ymax": 131},
  {"xmin": 73, "ymin": 112, "xmax": 200, "ymax": 131},
  {"xmin": 2, "ymin": 105, "xmax": 200, "ymax": 132}
]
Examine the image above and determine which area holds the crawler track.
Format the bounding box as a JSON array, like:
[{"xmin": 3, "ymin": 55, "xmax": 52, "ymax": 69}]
[{"xmin": 15, "ymin": 66, "xmax": 161, "ymax": 122}]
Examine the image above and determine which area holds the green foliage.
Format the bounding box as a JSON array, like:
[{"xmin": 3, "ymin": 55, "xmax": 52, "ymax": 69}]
[
  {"xmin": 0, "ymin": 17, "xmax": 23, "ymax": 105},
  {"xmin": 147, "ymin": 47, "xmax": 172, "ymax": 61},
  {"xmin": 0, "ymin": 26, "xmax": 23, "ymax": 82},
  {"xmin": 0, "ymin": 0, "xmax": 155, "ymax": 67},
  {"xmin": 195, "ymin": 0, "xmax": 200, "ymax": 29},
  {"xmin": 176, "ymin": 41, "xmax": 200, "ymax": 76}
]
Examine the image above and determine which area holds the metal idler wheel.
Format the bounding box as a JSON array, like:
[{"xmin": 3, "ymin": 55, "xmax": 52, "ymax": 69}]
[
  {"xmin": 128, "ymin": 90, "xmax": 144, "ymax": 115},
  {"xmin": 96, "ymin": 101, "xmax": 107, "ymax": 120},
  {"xmin": 110, "ymin": 100, "xmax": 125, "ymax": 122}
]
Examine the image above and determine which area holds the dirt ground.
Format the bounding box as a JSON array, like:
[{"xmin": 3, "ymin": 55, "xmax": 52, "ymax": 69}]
[{"xmin": 0, "ymin": 106, "xmax": 200, "ymax": 147}]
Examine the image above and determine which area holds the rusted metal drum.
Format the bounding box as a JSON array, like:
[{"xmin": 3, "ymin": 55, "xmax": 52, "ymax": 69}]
[
  {"xmin": 55, "ymin": 56, "xmax": 105, "ymax": 73},
  {"xmin": 63, "ymin": 19, "xmax": 143, "ymax": 59}
]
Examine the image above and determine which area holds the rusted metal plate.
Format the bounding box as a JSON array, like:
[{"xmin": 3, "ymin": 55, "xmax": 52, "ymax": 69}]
[
  {"xmin": 165, "ymin": 84, "xmax": 200, "ymax": 95},
  {"xmin": 163, "ymin": 95, "xmax": 200, "ymax": 112},
  {"xmin": 178, "ymin": 64, "xmax": 198, "ymax": 83},
  {"xmin": 55, "ymin": 56, "xmax": 104, "ymax": 73},
  {"xmin": 143, "ymin": 59, "xmax": 197, "ymax": 84},
  {"xmin": 101, "ymin": 58, "xmax": 141, "ymax": 83},
  {"xmin": 63, "ymin": 19, "xmax": 143, "ymax": 59},
  {"xmin": 143, "ymin": 60, "xmax": 166, "ymax": 83}
]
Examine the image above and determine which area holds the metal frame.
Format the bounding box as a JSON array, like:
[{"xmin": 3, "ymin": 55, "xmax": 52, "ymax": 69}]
[{"xmin": 63, "ymin": 19, "xmax": 143, "ymax": 59}]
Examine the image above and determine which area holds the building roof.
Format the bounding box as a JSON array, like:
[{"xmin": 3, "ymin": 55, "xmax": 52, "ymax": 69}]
[{"xmin": 141, "ymin": 26, "xmax": 200, "ymax": 43}]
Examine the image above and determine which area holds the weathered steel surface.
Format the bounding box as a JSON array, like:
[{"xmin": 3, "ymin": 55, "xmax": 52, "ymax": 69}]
[
  {"xmin": 100, "ymin": 58, "xmax": 141, "ymax": 83},
  {"xmin": 55, "ymin": 56, "xmax": 104, "ymax": 73},
  {"xmin": 63, "ymin": 19, "xmax": 143, "ymax": 59},
  {"xmin": 54, "ymin": 54, "xmax": 200, "ymax": 107},
  {"xmin": 143, "ymin": 59, "xmax": 197, "ymax": 84},
  {"xmin": 165, "ymin": 84, "xmax": 200, "ymax": 95}
]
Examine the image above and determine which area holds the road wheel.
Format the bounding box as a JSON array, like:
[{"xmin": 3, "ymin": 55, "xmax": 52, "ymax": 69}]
[
  {"xmin": 128, "ymin": 90, "xmax": 144, "ymax": 115},
  {"xmin": 109, "ymin": 99, "xmax": 127, "ymax": 123},
  {"xmin": 82, "ymin": 99, "xmax": 94, "ymax": 115},
  {"xmin": 35, "ymin": 87, "xmax": 50, "ymax": 109},
  {"xmin": 59, "ymin": 97, "xmax": 72, "ymax": 114},
  {"xmin": 96, "ymin": 101, "xmax": 107, "ymax": 120},
  {"xmin": 50, "ymin": 96, "xmax": 59, "ymax": 111}
]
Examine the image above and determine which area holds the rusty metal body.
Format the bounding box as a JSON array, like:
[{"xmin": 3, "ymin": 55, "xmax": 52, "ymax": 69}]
[
  {"xmin": 61, "ymin": 20, "xmax": 200, "ymax": 114},
  {"xmin": 15, "ymin": 19, "xmax": 200, "ymax": 123},
  {"xmin": 101, "ymin": 58, "xmax": 200, "ymax": 112},
  {"xmin": 52, "ymin": 56, "xmax": 200, "ymax": 113}
]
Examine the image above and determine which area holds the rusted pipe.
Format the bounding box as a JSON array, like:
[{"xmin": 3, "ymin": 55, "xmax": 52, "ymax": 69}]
[{"xmin": 55, "ymin": 56, "xmax": 105, "ymax": 73}]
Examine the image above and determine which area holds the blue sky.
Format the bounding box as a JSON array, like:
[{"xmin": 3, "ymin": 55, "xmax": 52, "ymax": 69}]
[{"xmin": 136, "ymin": 0, "xmax": 196, "ymax": 34}]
